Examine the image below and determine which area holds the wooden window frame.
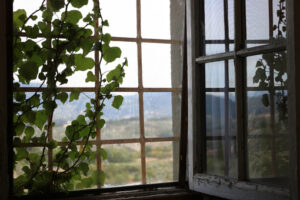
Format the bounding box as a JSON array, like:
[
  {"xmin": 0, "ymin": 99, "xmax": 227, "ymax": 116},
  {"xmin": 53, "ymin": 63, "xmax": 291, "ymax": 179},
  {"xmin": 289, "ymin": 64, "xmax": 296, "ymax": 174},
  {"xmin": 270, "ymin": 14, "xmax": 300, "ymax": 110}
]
[
  {"xmin": 0, "ymin": 0, "xmax": 189, "ymax": 199},
  {"xmin": 186, "ymin": 0, "xmax": 300, "ymax": 199}
]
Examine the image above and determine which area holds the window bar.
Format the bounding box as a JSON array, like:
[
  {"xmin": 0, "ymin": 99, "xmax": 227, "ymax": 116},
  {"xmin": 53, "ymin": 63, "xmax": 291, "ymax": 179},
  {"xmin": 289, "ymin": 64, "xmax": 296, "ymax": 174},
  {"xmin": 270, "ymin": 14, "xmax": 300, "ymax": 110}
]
[
  {"xmin": 94, "ymin": 0, "xmax": 102, "ymax": 189},
  {"xmin": 136, "ymin": 0, "xmax": 147, "ymax": 184},
  {"xmin": 224, "ymin": 0, "xmax": 230, "ymax": 177},
  {"xmin": 46, "ymin": 0, "xmax": 53, "ymax": 172},
  {"xmin": 268, "ymin": 0, "xmax": 278, "ymax": 177},
  {"xmin": 234, "ymin": 0, "xmax": 248, "ymax": 181}
]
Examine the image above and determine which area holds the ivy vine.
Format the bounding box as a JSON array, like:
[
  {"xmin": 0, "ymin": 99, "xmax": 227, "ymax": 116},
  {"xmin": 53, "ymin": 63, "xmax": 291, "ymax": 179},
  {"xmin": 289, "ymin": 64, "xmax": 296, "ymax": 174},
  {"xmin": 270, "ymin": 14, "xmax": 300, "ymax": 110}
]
[
  {"xmin": 13, "ymin": 0, "xmax": 126, "ymax": 195},
  {"xmin": 253, "ymin": 0, "xmax": 288, "ymax": 125}
]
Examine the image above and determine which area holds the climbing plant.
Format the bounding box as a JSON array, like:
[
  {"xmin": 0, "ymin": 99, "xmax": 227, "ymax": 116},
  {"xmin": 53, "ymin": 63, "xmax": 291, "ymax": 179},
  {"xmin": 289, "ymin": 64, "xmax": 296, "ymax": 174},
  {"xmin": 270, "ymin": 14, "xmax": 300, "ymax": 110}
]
[
  {"xmin": 253, "ymin": 0, "xmax": 288, "ymax": 125},
  {"xmin": 13, "ymin": 0, "xmax": 126, "ymax": 195}
]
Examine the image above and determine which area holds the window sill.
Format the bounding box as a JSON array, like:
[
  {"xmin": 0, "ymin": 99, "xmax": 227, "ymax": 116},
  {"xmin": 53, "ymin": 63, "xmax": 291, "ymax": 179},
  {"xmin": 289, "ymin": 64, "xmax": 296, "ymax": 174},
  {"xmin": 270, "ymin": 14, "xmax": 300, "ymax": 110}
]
[{"xmin": 191, "ymin": 174, "xmax": 289, "ymax": 200}]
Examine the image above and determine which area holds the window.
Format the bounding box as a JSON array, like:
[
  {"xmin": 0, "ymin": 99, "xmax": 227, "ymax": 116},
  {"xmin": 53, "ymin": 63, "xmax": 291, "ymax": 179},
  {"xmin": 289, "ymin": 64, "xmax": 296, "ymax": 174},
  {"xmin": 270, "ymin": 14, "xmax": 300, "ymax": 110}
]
[
  {"xmin": 12, "ymin": 0, "xmax": 185, "ymax": 194},
  {"xmin": 187, "ymin": 0, "xmax": 292, "ymax": 199}
]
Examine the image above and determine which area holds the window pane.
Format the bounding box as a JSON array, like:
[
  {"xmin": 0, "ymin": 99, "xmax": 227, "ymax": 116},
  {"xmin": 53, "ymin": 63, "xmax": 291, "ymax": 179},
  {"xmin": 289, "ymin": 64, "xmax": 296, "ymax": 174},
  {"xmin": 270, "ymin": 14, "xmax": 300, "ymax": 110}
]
[
  {"xmin": 205, "ymin": 0, "xmax": 225, "ymax": 40},
  {"xmin": 146, "ymin": 141, "xmax": 179, "ymax": 183},
  {"xmin": 247, "ymin": 51, "xmax": 289, "ymax": 184},
  {"xmin": 144, "ymin": 92, "xmax": 181, "ymax": 138},
  {"xmin": 205, "ymin": 61, "xmax": 225, "ymax": 88},
  {"xmin": 101, "ymin": 0, "xmax": 137, "ymax": 37},
  {"xmin": 53, "ymin": 92, "xmax": 94, "ymax": 141},
  {"xmin": 141, "ymin": 0, "xmax": 185, "ymax": 40},
  {"xmin": 102, "ymin": 92, "xmax": 140, "ymax": 140},
  {"xmin": 206, "ymin": 44, "xmax": 226, "ymax": 55},
  {"xmin": 246, "ymin": 0, "xmax": 286, "ymax": 46},
  {"xmin": 102, "ymin": 143, "xmax": 141, "ymax": 187},
  {"xmin": 105, "ymin": 42, "xmax": 138, "ymax": 88},
  {"xmin": 142, "ymin": 43, "xmax": 183, "ymax": 88}
]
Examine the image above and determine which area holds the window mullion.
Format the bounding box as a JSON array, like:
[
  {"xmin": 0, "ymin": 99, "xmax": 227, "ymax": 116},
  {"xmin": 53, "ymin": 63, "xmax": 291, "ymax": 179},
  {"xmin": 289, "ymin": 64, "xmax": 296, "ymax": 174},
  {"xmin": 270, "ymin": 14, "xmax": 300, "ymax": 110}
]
[{"xmin": 234, "ymin": 0, "xmax": 248, "ymax": 181}]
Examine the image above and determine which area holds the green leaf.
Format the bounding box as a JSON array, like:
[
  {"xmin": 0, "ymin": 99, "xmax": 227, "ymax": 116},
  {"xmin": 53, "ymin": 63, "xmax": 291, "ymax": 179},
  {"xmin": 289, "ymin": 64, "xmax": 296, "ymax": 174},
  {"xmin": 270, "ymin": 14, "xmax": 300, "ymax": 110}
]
[
  {"xmin": 102, "ymin": 33, "xmax": 111, "ymax": 45},
  {"xmin": 103, "ymin": 47, "xmax": 122, "ymax": 63},
  {"xmin": 97, "ymin": 148, "xmax": 107, "ymax": 160},
  {"xmin": 85, "ymin": 71, "xmax": 97, "ymax": 82},
  {"xmin": 18, "ymin": 61, "xmax": 39, "ymax": 83},
  {"xmin": 13, "ymin": 9, "xmax": 27, "ymax": 28},
  {"xmin": 74, "ymin": 54, "xmax": 94, "ymax": 71},
  {"xmin": 70, "ymin": 89, "xmax": 80, "ymax": 102},
  {"xmin": 57, "ymin": 92, "xmax": 68, "ymax": 104},
  {"xmin": 61, "ymin": 10, "xmax": 82, "ymax": 25},
  {"xmin": 96, "ymin": 119, "xmax": 105, "ymax": 129},
  {"xmin": 25, "ymin": 126, "xmax": 34, "ymax": 138},
  {"xmin": 112, "ymin": 95, "xmax": 123, "ymax": 109},
  {"xmin": 71, "ymin": 0, "xmax": 88, "ymax": 8},
  {"xmin": 49, "ymin": 0, "xmax": 65, "ymax": 11},
  {"xmin": 15, "ymin": 148, "xmax": 29, "ymax": 161},
  {"xmin": 79, "ymin": 162, "xmax": 89, "ymax": 176},
  {"xmin": 15, "ymin": 123, "xmax": 25, "ymax": 136},
  {"xmin": 262, "ymin": 94, "xmax": 269, "ymax": 107},
  {"xmin": 42, "ymin": 9, "xmax": 53, "ymax": 22},
  {"xmin": 102, "ymin": 20, "xmax": 109, "ymax": 26},
  {"xmin": 106, "ymin": 65, "xmax": 121, "ymax": 82},
  {"xmin": 35, "ymin": 110, "xmax": 48, "ymax": 130},
  {"xmin": 98, "ymin": 170, "xmax": 105, "ymax": 186}
]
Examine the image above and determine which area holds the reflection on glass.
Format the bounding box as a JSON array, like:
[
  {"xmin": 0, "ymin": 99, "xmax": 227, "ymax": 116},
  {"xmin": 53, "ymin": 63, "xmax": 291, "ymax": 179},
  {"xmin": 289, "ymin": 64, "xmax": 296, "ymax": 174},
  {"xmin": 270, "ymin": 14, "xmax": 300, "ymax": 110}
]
[
  {"xmin": 144, "ymin": 92, "xmax": 180, "ymax": 138},
  {"xmin": 207, "ymin": 140, "xmax": 225, "ymax": 175},
  {"xmin": 205, "ymin": 62, "xmax": 225, "ymax": 88},
  {"xmin": 142, "ymin": 44, "xmax": 183, "ymax": 88},
  {"xmin": 101, "ymin": 0, "xmax": 137, "ymax": 37},
  {"xmin": 146, "ymin": 141, "xmax": 179, "ymax": 183},
  {"xmin": 102, "ymin": 93, "xmax": 139, "ymax": 139},
  {"xmin": 228, "ymin": 0, "xmax": 235, "ymax": 40},
  {"xmin": 229, "ymin": 60, "xmax": 235, "ymax": 88},
  {"xmin": 247, "ymin": 51, "xmax": 289, "ymax": 183},
  {"xmin": 102, "ymin": 143, "xmax": 141, "ymax": 187},
  {"xmin": 206, "ymin": 93, "xmax": 225, "ymax": 137},
  {"xmin": 205, "ymin": 0, "xmax": 225, "ymax": 40},
  {"xmin": 246, "ymin": 0, "xmax": 286, "ymax": 45},
  {"xmin": 206, "ymin": 44, "xmax": 225, "ymax": 56},
  {"xmin": 53, "ymin": 93, "xmax": 93, "ymax": 141}
]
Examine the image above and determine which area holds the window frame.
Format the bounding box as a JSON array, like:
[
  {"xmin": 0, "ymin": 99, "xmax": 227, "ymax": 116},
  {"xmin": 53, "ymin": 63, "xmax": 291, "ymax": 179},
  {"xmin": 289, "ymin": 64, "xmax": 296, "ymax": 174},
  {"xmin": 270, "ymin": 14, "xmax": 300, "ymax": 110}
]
[
  {"xmin": 0, "ymin": 0, "xmax": 189, "ymax": 198},
  {"xmin": 186, "ymin": 0, "xmax": 300, "ymax": 199}
]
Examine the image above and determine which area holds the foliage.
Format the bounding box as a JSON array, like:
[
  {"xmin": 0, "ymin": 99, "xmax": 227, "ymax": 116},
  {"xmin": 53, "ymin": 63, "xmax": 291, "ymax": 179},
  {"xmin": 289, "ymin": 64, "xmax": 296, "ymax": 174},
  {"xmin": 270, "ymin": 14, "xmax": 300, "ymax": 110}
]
[
  {"xmin": 253, "ymin": 0, "xmax": 288, "ymax": 125},
  {"xmin": 13, "ymin": 0, "xmax": 127, "ymax": 195}
]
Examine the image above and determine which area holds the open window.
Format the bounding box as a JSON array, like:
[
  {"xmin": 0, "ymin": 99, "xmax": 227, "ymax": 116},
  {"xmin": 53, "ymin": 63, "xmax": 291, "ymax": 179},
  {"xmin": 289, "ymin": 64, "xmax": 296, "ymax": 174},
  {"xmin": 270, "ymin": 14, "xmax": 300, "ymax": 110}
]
[
  {"xmin": 187, "ymin": 0, "xmax": 293, "ymax": 199},
  {"xmin": 12, "ymin": 0, "xmax": 185, "ymax": 195}
]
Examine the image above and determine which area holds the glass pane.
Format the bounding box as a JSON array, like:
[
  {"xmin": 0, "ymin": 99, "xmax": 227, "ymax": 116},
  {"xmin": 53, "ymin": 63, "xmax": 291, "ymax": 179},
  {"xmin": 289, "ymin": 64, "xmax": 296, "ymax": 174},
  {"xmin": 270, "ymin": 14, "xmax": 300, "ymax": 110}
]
[
  {"xmin": 247, "ymin": 51, "xmax": 289, "ymax": 184},
  {"xmin": 144, "ymin": 92, "xmax": 181, "ymax": 138},
  {"xmin": 207, "ymin": 140, "xmax": 225, "ymax": 175},
  {"xmin": 206, "ymin": 92, "xmax": 225, "ymax": 137},
  {"xmin": 53, "ymin": 92, "xmax": 93, "ymax": 141},
  {"xmin": 205, "ymin": 61, "xmax": 225, "ymax": 88},
  {"xmin": 142, "ymin": 43, "xmax": 183, "ymax": 88},
  {"xmin": 141, "ymin": 0, "xmax": 185, "ymax": 40},
  {"xmin": 246, "ymin": 0, "xmax": 269, "ymax": 40},
  {"xmin": 205, "ymin": 0, "xmax": 225, "ymax": 40},
  {"xmin": 102, "ymin": 92, "xmax": 140, "ymax": 139},
  {"xmin": 101, "ymin": 0, "xmax": 136, "ymax": 37},
  {"xmin": 228, "ymin": 0, "xmax": 235, "ymax": 40},
  {"xmin": 206, "ymin": 44, "xmax": 225, "ymax": 55},
  {"xmin": 146, "ymin": 141, "xmax": 179, "ymax": 183},
  {"xmin": 246, "ymin": 0, "xmax": 287, "ymax": 45},
  {"xmin": 104, "ymin": 41, "xmax": 138, "ymax": 88},
  {"xmin": 229, "ymin": 60, "xmax": 235, "ymax": 88},
  {"xmin": 102, "ymin": 143, "xmax": 141, "ymax": 187}
]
